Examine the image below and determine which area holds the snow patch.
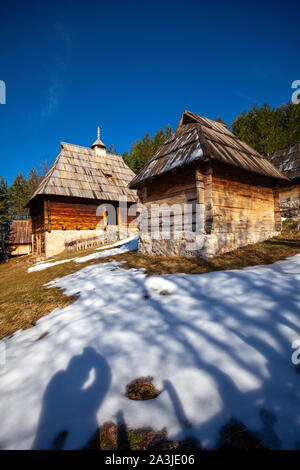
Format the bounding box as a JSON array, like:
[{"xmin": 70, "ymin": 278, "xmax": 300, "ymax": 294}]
[
  {"xmin": 28, "ymin": 258, "xmax": 76, "ymax": 272},
  {"xmin": 27, "ymin": 236, "xmax": 138, "ymax": 272},
  {"xmin": 1, "ymin": 254, "xmax": 300, "ymax": 449}
]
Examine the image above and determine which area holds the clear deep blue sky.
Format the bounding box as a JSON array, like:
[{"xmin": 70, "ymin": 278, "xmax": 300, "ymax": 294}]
[{"xmin": 0, "ymin": 0, "xmax": 299, "ymax": 183}]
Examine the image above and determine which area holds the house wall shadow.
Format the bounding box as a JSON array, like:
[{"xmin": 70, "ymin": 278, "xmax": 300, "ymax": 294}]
[{"xmin": 32, "ymin": 347, "xmax": 111, "ymax": 450}]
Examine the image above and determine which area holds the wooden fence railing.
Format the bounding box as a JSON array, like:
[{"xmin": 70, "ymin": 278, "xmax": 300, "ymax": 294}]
[
  {"xmin": 64, "ymin": 235, "xmax": 112, "ymax": 252},
  {"xmin": 64, "ymin": 226, "xmax": 138, "ymax": 252}
]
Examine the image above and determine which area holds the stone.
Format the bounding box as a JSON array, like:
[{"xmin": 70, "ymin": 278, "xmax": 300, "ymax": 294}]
[
  {"xmin": 160, "ymin": 290, "xmax": 169, "ymax": 295},
  {"xmin": 138, "ymin": 230, "xmax": 279, "ymax": 259}
]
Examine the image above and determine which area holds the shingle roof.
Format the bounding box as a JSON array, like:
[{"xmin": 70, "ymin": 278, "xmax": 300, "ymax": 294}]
[
  {"xmin": 5, "ymin": 220, "xmax": 32, "ymax": 245},
  {"xmin": 270, "ymin": 143, "xmax": 300, "ymax": 180},
  {"xmin": 129, "ymin": 110, "xmax": 287, "ymax": 188},
  {"xmin": 30, "ymin": 142, "xmax": 137, "ymax": 203}
]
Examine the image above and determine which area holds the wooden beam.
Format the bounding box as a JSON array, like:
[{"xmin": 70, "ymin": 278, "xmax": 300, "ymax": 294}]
[
  {"xmin": 204, "ymin": 167, "xmax": 213, "ymax": 234},
  {"xmin": 47, "ymin": 199, "xmax": 51, "ymax": 232},
  {"xmin": 103, "ymin": 209, "xmax": 107, "ymax": 228},
  {"xmin": 137, "ymin": 184, "xmax": 147, "ymax": 203},
  {"xmin": 195, "ymin": 167, "xmax": 205, "ymax": 233},
  {"xmin": 273, "ymin": 185, "xmax": 282, "ymax": 231}
]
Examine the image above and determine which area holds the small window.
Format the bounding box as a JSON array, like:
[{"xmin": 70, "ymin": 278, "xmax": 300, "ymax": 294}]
[
  {"xmin": 105, "ymin": 209, "xmax": 117, "ymax": 225},
  {"xmin": 104, "ymin": 173, "xmax": 112, "ymax": 178}
]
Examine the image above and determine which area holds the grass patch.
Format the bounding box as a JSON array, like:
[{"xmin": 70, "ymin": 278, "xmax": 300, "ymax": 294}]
[
  {"xmin": 125, "ymin": 377, "xmax": 160, "ymax": 401},
  {"xmin": 282, "ymin": 218, "xmax": 300, "ymax": 231},
  {"xmin": 0, "ymin": 229, "xmax": 299, "ymax": 339},
  {"xmin": 0, "ymin": 241, "xmax": 121, "ymax": 339},
  {"xmin": 86, "ymin": 418, "xmax": 267, "ymax": 450},
  {"xmin": 86, "ymin": 422, "xmax": 200, "ymax": 450},
  {"xmin": 111, "ymin": 229, "xmax": 300, "ymax": 275},
  {"xmin": 0, "ymin": 251, "xmax": 107, "ymax": 340}
]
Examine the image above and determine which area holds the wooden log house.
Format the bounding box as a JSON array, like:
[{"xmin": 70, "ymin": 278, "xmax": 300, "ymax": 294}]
[
  {"xmin": 270, "ymin": 143, "xmax": 300, "ymax": 219},
  {"xmin": 5, "ymin": 219, "xmax": 32, "ymax": 256},
  {"xmin": 28, "ymin": 129, "xmax": 138, "ymax": 257},
  {"xmin": 129, "ymin": 110, "xmax": 287, "ymax": 258}
]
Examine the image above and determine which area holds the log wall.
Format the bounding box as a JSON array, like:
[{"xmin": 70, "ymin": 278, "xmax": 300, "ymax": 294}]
[
  {"xmin": 137, "ymin": 167, "xmax": 197, "ymax": 234},
  {"xmin": 211, "ymin": 164, "xmax": 276, "ymax": 234},
  {"xmin": 137, "ymin": 163, "xmax": 280, "ymax": 258},
  {"xmin": 30, "ymin": 195, "xmax": 138, "ymax": 257},
  {"xmin": 47, "ymin": 196, "xmax": 104, "ymax": 230}
]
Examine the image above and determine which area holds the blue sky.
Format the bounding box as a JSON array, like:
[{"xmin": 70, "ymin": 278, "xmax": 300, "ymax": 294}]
[{"xmin": 0, "ymin": 0, "xmax": 299, "ymax": 183}]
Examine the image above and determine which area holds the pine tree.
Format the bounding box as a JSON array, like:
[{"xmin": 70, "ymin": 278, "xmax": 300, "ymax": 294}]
[
  {"xmin": 9, "ymin": 166, "xmax": 46, "ymax": 220},
  {"xmin": 27, "ymin": 167, "xmax": 40, "ymax": 199},
  {"xmin": 123, "ymin": 125, "xmax": 173, "ymax": 173},
  {"xmin": 232, "ymin": 102, "xmax": 300, "ymax": 157},
  {"xmin": 40, "ymin": 160, "xmax": 49, "ymax": 177},
  {"xmin": 9, "ymin": 172, "xmax": 30, "ymax": 219},
  {"xmin": 0, "ymin": 176, "xmax": 11, "ymax": 255},
  {"xmin": 107, "ymin": 144, "xmax": 118, "ymax": 154}
]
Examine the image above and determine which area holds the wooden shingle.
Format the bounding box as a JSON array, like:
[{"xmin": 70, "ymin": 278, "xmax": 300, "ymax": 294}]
[
  {"xmin": 6, "ymin": 220, "xmax": 32, "ymax": 245},
  {"xmin": 129, "ymin": 110, "xmax": 287, "ymax": 188},
  {"xmin": 30, "ymin": 143, "xmax": 137, "ymax": 203},
  {"xmin": 270, "ymin": 143, "xmax": 300, "ymax": 180}
]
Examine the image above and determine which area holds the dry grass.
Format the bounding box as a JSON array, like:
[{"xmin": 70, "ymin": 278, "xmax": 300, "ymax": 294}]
[
  {"xmin": 86, "ymin": 418, "xmax": 266, "ymax": 450},
  {"xmin": 112, "ymin": 229, "xmax": 300, "ymax": 275},
  {"xmin": 0, "ymin": 228, "xmax": 299, "ymax": 339},
  {"xmin": 0, "ymin": 250, "xmax": 109, "ymax": 339},
  {"xmin": 0, "ymin": 259, "xmax": 73, "ymax": 339},
  {"xmin": 85, "ymin": 421, "xmax": 200, "ymax": 450},
  {"xmin": 125, "ymin": 377, "xmax": 160, "ymax": 400},
  {"xmin": 0, "ymin": 241, "xmax": 120, "ymax": 339}
]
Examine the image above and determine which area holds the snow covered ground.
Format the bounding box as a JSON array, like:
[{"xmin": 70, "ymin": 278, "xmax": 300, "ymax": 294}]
[{"xmin": 1, "ymin": 245, "xmax": 300, "ymax": 449}]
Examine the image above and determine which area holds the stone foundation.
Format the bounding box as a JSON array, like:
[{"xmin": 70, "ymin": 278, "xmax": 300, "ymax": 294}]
[
  {"xmin": 44, "ymin": 227, "xmax": 137, "ymax": 258},
  {"xmin": 279, "ymin": 198, "xmax": 300, "ymax": 219},
  {"xmin": 280, "ymin": 208, "xmax": 300, "ymax": 219},
  {"xmin": 138, "ymin": 230, "xmax": 280, "ymax": 259}
]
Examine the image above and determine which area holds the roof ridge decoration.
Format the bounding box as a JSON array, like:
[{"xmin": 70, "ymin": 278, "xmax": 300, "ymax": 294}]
[
  {"xmin": 129, "ymin": 110, "xmax": 287, "ymax": 188},
  {"xmin": 91, "ymin": 126, "xmax": 106, "ymax": 150},
  {"xmin": 60, "ymin": 142, "xmax": 122, "ymax": 160}
]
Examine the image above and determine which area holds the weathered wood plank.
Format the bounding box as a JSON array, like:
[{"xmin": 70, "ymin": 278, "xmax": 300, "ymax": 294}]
[
  {"xmin": 273, "ymin": 186, "xmax": 281, "ymax": 231},
  {"xmin": 204, "ymin": 167, "xmax": 213, "ymax": 234}
]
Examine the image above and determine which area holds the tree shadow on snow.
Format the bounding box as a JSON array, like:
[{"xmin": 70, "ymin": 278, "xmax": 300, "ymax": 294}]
[
  {"xmin": 116, "ymin": 270, "xmax": 297, "ymax": 448},
  {"xmin": 42, "ymin": 257, "xmax": 300, "ymax": 449},
  {"xmin": 32, "ymin": 347, "xmax": 111, "ymax": 450}
]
